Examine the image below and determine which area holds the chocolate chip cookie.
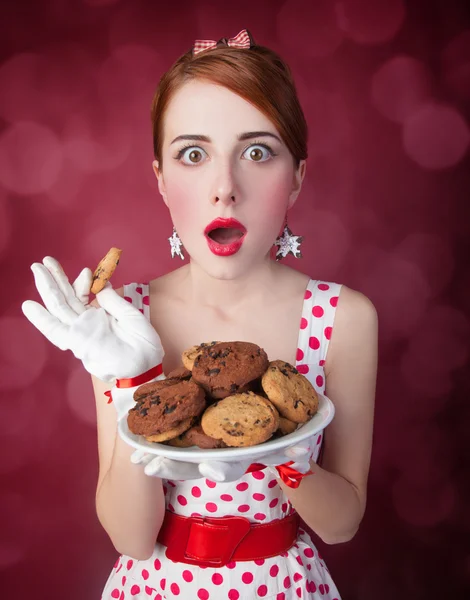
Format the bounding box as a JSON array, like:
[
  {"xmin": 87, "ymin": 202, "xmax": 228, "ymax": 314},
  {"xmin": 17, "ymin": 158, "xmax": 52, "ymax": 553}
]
[
  {"xmin": 127, "ymin": 379, "xmax": 206, "ymax": 438},
  {"xmin": 201, "ymin": 391, "xmax": 279, "ymax": 447},
  {"xmin": 166, "ymin": 365, "xmax": 192, "ymax": 381},
  {"xmin": 145, "ymin": 417, "xmax": 195, "ymax": 443},
  {"xmin": 167, "ymin": 423, "xmax": 227, "ymax": 449},
  {"xmin": 133, "ymin": 377, "xmax": 183, "ymax": 401},
  {"xmin": 182, "ymin": 341, "xmax": 220, "ymax": 370},
  {"xmin": 191, "ymin": 341, "xmax": 269, "ymax": 400},
  {"xmin": 90, "ymin": 247, "xmax": 122, "ymax": 294},
  {"xmin": 278, "ymin": 417, "xmax": 298, "ymax": 435},
  {"xmin": 261, "ymin": 360, "xmax": 319, "ymax": 423}
]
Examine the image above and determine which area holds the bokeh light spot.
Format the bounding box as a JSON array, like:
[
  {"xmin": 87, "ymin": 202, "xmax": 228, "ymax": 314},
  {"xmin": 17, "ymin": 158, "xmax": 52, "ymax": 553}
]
[
  {"xmin": 63, "ymin": 113, "xmax": 131, "ymax": 173},
  {"xmin": 371, "ymin": 55, "xmax": 433, "ymax": 123},
  {"xmin": 353, "ymin": 246, "xmax": 432, "ymax": 341},
  {"xmin": 0, "ymin": 121, "xmax": 63, "ymax": 194},
  {"xmin": 441, "ymin": 29, "xmax": 470, "ymax": 100},
  {"xmin": 336, "ymin": 0, "xmax": 406, "ymax": 45},
  {"xmin": 301, "ymin": 91, "xmax": 352, "ymax": 158},
  {"xmin": 395, "ymin": 233, "xmax": 454, "ymax": 297},
  {"xmin": 277, "ymin": 0, "xmax": 343, "ymax": 58},
  {"xmin": 301, "ymin": 210, "xmax": 351, "ymax": 273},
  {"xmin": 403, "ymin": 103, "xmax": 470, "ymax": 170},
  {"xmin": 0, "ymin": 49, "xmax": 90, "ymax": 125}
]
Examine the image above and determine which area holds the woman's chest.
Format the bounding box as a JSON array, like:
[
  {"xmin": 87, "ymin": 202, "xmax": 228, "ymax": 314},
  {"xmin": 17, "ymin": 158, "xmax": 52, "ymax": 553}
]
[{"xmin": 149, "ymin": 290, "xmax": 307, "ymax": 375}]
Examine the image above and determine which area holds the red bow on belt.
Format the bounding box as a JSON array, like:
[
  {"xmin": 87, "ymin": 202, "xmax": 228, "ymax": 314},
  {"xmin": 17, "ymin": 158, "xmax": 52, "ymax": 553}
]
[
  {"xmin": 193, "ymin": 29, "xmax": 252, "ymax": 55},
  {"xmin": 104, "ymin": 363, "xmax": 163, "ymax": 404},
  {"xmin": 247, "ymin": 462, "xmax": 313, "ymax": 489}
]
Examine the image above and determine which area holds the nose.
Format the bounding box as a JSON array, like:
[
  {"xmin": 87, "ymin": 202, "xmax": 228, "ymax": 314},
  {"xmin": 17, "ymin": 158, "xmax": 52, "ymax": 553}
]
[{"xmin": 211, "ymin": 161, "xmax": 237, "ymax": 205}]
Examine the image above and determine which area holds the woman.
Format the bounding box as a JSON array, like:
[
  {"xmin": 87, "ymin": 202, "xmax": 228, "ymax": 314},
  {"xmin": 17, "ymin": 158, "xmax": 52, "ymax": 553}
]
[{"xmin": 23, "ymin": 30, "xmax": 378, "ymax": 600}]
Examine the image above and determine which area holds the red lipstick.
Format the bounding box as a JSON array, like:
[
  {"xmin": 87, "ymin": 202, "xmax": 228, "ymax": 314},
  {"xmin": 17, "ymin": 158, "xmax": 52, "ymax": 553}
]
[{"xmin": 204, "ymin": 217, "xmax": 247, "ymax": 257}]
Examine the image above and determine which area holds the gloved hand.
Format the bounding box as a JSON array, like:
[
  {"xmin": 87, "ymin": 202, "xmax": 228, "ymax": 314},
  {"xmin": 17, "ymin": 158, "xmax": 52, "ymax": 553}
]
[
  {"xmin": 130, "ymin": 449, "xmax": 254, "ymax": 482},
  {"xmin": 130, "ymin": 436, "xmax": 316, "ymax": 483},
  {"xmin": 21, "ymin": 256, "xmax": 165, "ymax": 382}
]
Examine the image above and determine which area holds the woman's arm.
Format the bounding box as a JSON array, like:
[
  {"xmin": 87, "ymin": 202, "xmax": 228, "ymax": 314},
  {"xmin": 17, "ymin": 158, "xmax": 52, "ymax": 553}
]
[
  {"xmin": 280, "ymin": 286, "xmax": 378, "ymax": 544},
  {"xmin": 93, "ymin": 375, "xmax": 165, "ymax": 560},
  {"xmin": 90, "ymin": 291, "xmax": 166, "ymax": 560}
]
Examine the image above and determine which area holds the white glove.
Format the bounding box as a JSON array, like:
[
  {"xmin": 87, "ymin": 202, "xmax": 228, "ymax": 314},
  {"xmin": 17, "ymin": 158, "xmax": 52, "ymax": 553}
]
[
  {"xmin": 130, "ymin": 450, "xmax": 254, "ymax": 482},
  {"xmin": 130, "ymin": 437, "xmax": 315, "ymax": 482},
  {"xmin": 21, "ymin": 256, "xmax": 164, "ymax": 382}
]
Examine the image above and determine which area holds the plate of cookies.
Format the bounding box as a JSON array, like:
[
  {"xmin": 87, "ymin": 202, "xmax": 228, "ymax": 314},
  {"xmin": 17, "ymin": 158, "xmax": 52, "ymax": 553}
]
[{"xmin": 118, "ymin": 341, "xmax": 335, "ymax": 462}]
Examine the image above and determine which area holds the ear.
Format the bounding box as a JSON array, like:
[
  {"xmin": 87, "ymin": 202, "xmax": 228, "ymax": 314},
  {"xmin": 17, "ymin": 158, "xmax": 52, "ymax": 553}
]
[
  {"xmin": 287, "ymin": 160, "xmax": 307, "ymax": 210},
  {"xmin": 152, "ymin": 160, "xmax": 168, "ymax": 207}
]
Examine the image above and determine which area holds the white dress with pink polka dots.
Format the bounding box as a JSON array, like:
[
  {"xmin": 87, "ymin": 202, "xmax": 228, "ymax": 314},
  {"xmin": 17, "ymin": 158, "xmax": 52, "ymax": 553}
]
[{"xmin": 101, "ymin": 279, "xmax": 343, "ymax": 600}]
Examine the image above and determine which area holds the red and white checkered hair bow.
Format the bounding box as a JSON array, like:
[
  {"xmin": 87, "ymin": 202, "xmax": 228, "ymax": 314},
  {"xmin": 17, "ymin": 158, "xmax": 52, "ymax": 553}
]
[{"xmin": 193, "ymin": 29, "xmax": 252, "ymax": 56}]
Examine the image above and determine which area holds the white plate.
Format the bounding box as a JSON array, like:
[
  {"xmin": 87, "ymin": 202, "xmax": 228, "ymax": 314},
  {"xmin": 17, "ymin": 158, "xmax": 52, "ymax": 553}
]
[{"xmin": 118, "ymin": 393, "xmax": 335, "ymax": 464}]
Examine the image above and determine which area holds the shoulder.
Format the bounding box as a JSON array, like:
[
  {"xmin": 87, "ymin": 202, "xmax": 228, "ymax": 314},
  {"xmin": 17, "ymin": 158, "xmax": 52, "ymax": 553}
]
[
  {"xmin": 336, "ymin": 285, "xmax": 378, "ymax": 326},
  {"xmin": 326, "ymin": 285, "xmax": 378, "ymax": 375}
]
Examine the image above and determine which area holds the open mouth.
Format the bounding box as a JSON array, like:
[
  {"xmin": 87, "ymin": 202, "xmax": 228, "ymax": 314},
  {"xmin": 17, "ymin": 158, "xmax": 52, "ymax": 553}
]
[
  {"xmin": 204, "ymin": 217, "xmax": 247, "ymax": 247},
  {"xmin": 207, "ymin": 227, "xmax": 245, "ymax": 244}
]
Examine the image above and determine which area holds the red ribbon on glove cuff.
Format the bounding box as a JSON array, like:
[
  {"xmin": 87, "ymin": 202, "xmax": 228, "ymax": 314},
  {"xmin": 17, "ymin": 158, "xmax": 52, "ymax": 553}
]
[
  {"xmin": 246, "ymin": 461, "xmax": 313, "ymax": 489},
  {"xmin": 104, "ymin": 363, "xmax": 164, "ymax": 404}
]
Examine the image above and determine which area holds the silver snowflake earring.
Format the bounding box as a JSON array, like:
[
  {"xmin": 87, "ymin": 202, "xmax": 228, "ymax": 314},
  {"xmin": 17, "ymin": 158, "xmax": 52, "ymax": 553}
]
[
  {"xmin": 169, "ymin": 226, "xmax": 185, "ymax": 260},
  {"xmin": 273, "ymin": 216, "xmax": 303, "ymax": 260}
]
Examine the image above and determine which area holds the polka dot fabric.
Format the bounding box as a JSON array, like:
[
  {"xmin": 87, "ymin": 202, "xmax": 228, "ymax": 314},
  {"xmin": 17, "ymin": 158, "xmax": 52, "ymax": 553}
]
[{"xmin": 101, "ymin": 279, "xmax": 343, "ymax": 599}]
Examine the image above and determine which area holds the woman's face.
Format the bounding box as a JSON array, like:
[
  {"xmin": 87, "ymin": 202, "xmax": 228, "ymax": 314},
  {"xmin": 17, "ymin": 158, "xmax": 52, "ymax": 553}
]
[{"xmin": 154, "ymin": 79, "xmax": 306, "ymax": 279}]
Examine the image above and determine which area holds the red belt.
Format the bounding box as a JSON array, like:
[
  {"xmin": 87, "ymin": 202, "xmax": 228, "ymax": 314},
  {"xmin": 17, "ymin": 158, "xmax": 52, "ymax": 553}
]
[{"xmin": 157, "ymin": 509, "xmax": 300, "ymax": 568}]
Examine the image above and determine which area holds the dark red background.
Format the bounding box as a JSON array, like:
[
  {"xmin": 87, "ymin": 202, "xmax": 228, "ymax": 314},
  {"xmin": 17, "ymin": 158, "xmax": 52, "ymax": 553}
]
[{"xmin": 1, "ymin": 1, "xmax": 470, "ymax": 599}]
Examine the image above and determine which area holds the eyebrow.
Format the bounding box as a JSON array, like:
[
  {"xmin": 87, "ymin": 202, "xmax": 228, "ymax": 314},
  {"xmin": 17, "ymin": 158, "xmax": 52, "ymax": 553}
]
[{"xmin": 170, "ymin": 131, "xmax": 282, "ymax": 145}]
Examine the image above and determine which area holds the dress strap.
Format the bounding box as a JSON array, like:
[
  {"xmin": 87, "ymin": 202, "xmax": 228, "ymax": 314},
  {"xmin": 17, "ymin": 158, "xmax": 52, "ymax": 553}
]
[
  {"xmin": 123, "ymin": 282, "xmax": 150, "ymax": 320},
  {"xmin": 296, "ymin": 279, "xmax": 342, "ymax": 393}
]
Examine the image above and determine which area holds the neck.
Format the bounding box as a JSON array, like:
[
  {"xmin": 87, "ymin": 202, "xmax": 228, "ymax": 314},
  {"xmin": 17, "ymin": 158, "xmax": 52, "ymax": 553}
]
[{"xmin": 182, "ymin": 255, "xmax": 283, "ymax": 311}]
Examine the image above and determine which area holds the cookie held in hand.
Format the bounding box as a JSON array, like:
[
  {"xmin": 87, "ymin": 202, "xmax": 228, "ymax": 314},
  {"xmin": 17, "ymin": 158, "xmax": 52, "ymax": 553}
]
[{"xmin": 90, "ymin": 247, "xmax": 122, "ymax": 294}]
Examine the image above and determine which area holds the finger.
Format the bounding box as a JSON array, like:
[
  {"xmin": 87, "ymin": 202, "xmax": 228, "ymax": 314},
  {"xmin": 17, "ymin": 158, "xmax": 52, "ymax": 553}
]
[
  {"xmin": 31, "ymin": 262, "xmax": 78, "ymax": 326},
  {"xmin": 144, "ymin": 457, "xmax": 201, "ymax": 480},
  {"xmin": 43, "ymin": 257, "xmax": 88, "ymax": 315},
  {"xmin": 130, "ymin": 450, "xmax": 153, "ymax": 465},
  {"xmin": 198, "ymin": 463, "xmax": 225, "ymax": 482},
  {"xmin": 199, "ymin": 461, "xmax": 246, "ymax": 482},
  {"xmin": 21, "ymin": 300, "xmax": 70, "ymax": 350},
  {"xmin": 266, "ymin": 466, "xmax": 279, "ymax": 479},
  {"xmin": 95, "ymin": 283, "xmax": 142, "ymax": 321},
  {"xmin": 96, "ymin": 283, "xmax": 163, "ymax": 349},
  {"xmin": 144, "ymin": 456, "xmax": 179, "ymax": 478},
  {"xmin": 285, "ymin": 445, "xmax": 310, "ymax": 459},
  {"xmin": 143, "ymin": 456, "xmax": 166, "ymax": 476},
  {"xmin": 289, "ymin": 460, "xmax": 312, "ymax": 474},
  {"xmin": 72, "ymin": 267, "xmax": 93, "ymax": 309}
]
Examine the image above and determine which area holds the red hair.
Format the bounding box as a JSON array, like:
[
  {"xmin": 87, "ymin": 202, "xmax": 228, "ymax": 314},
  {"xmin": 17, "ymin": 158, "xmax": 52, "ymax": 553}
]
[{"xmin": 150, "ymin": 40, "xmax": 308, "ymax": 169}]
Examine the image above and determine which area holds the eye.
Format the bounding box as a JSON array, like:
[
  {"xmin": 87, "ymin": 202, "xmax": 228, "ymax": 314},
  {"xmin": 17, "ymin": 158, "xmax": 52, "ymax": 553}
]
[
  {"xmin": 175, "ymin": 145, "xmax": 207, "ymax": 165},
  {"xmin": 242, "ymin": 143, "xmax": 277, "ymax": 162}
]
